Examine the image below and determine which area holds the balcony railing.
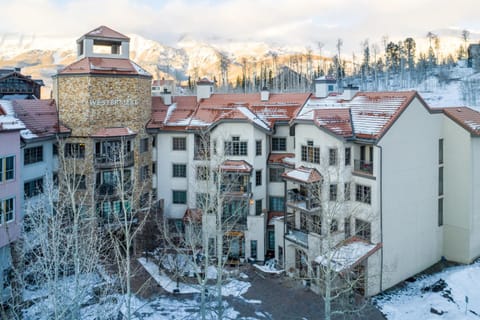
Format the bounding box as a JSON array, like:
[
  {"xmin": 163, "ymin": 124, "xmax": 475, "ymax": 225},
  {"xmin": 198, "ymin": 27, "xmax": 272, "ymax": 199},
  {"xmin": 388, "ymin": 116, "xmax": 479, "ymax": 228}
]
[
  {"xmin": 96, "ymin": 182, "xmax": 132, "ymax": 196},
  {"xmin": 286, "ymin": 189, "xmax": 322, "ymax": 212},
  {"xmin": 354, "ymin": 159, "xmax": 373, "ymax": 175},
  {"xmin": 94, "ymin": 151, "xmax": 134, "ymax": 168},
  {"xmin": 220, "ymin": 183, "xmax": 252, "ymax": 195}
]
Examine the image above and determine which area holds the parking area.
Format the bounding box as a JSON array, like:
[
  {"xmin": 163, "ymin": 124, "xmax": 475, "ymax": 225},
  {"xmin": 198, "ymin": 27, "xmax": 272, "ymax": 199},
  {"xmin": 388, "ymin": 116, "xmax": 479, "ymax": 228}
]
[{"xmin": 222, "ymin": 264, "xmax": 386, "ymax": 320}]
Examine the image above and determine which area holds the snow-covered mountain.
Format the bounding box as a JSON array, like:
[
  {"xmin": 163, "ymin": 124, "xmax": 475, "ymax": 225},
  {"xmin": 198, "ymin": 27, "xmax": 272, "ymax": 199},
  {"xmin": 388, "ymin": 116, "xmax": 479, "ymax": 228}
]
[{"xmin": 0, "ymin": 28, "xmax": 478, "ymax": 99}]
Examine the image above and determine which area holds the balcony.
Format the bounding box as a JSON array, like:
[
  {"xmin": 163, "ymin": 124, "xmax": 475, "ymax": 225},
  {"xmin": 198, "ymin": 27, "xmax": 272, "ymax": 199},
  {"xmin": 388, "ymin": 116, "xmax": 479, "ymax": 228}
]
[
  {"xmin": 221, "ymin": 182, "xmax": 252, "ymax": 196},
  {"xmin": 94, "ymin": 151, "xmax": 134, "ymax": 168},
  {"xmin": 353, "ymin": 159, "xmax": 373, "ymax": 175},
  {"xmin": 286, "ymin": 189, "xmax": 322, "ymax": 212},
  {"xmin": 96, "ymin": 182, "xmax": 132, "ymax": 197}
]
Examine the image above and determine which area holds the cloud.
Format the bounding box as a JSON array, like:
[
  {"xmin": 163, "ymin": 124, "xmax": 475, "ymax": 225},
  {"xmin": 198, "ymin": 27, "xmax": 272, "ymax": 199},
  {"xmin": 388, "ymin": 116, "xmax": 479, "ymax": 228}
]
[{"xmin": 0, "ymin": 0, "xmax": 478, "ymax": 53}]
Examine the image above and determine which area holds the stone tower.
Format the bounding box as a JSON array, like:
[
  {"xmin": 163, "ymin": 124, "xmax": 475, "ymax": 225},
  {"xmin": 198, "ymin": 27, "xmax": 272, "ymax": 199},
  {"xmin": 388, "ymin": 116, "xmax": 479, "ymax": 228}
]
[{"xmin": 53, "ymin": 26, "xmax": 153, "ymax": 220}]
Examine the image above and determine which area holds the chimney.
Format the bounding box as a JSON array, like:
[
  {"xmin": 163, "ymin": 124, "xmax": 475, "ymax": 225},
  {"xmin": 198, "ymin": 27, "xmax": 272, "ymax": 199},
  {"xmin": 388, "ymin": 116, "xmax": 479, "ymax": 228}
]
[
  {"xmin": 196, "ymin": 78, "xmax": 214, "ymax": 102},
  {"xmin": 161, "ymin": 88, "xmax": 172, "ymax": 105},
  {"xmin": 260, "ymin": 86, "xmax": 269, "ymax": 101},
  {"xmin": 342, "ymin": 84, "xmax": 359, "ymax": 101},
  {"xmin": 314, "ymin": 76, "xmax": 336, "ymax": 98}
]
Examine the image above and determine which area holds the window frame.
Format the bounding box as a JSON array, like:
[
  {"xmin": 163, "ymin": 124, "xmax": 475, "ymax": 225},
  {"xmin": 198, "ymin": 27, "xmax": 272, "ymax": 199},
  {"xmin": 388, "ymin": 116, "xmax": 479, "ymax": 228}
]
[
  {"xmin": 355, "ymin": 184, "xmax": 371, "ymax": 204},
  {"xmin": 329, "ymin": 148, "xmax": 337, "ymax": 166},
  {"xmin": 24, "ymin": 146, "xmax": 44, "ymax": 165},
  {"xmin": 140, "ymin": 138, "xmax": 149, "ymax": 153},
  {"xmin": 172, "ymin": 163, "xmax": 187, "ymax": 178},
  {"xmin": 172, "ymin": 137, "xmax": 187, "ymax": 151},
  {"xmin": 271, "ymin": 137, "xmax": 287, "ymax": 151},
  {"xmin": 172, "ymin": 190, "xmax": 187, "ymax": 204},
  {"xmin": 0, "ymin": 156, "xmax": 15, "ymax": 182},
  {"xmin": 345, "ymin": 147, "xmax": 351, "ymax": 166},
  {"xmin": 255, "ymin": 170, "xmax": 262, "ymax": 186},
  {"xmin": 255, "ymin": 199, "xmax": 262, "ymax": 215},
  {"xmin": 269, "ymin": 167, "xmax": 284, "ymax": 182},
  {"xmin": 24, "ymin": 177, "xmax": 44, "ymax": 199},
  {"xmin": 329, "ymin": 183, "xmax": 338, "ymax": 201},
  {"xmin": 301, "ymin": 141, "xmax": 320, "ymax": 164},
  {"xmin": 255, "ymin": 140, "xmax": 262, "ymax": 156}
]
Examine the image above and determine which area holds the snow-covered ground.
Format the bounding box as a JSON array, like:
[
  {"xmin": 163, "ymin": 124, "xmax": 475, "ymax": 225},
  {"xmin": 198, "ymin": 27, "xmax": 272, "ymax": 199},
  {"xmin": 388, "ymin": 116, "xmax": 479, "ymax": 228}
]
[{"xmin": 374, "ymin": 261, "xmax": 480, "ymax": 320}]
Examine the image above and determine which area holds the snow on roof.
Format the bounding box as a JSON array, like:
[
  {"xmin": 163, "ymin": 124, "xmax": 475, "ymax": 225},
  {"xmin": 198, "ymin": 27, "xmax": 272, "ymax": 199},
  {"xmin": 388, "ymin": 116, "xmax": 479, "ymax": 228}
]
[
  {"xmin": 315, "ymin": 240, "xmax": 380, "ymax": 272},
  {"xmin": 237, "ymin": 106, "xmax": 270, "ymax": 130},
  {"xmin": 0, "ymin": 100, "xmax": 26, "ymax": 131},
  {"xmin": 282, "ymin": 166, "xmax": 322, "ymax": 183},
  {"xmin": 443, "ymin": 107, "xmax": 480, "ymax": 136},
  {"xmin": 164, "ymin": 102, "xmax": 177, "ymax": 124}
]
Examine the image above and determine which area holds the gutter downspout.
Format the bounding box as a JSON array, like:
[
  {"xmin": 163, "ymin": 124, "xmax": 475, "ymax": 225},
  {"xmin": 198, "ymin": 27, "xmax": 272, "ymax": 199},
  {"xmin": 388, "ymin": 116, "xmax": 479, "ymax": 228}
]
[{"xmin": 378, "ymin": 144, "xmax": 384, "ymax": 292}]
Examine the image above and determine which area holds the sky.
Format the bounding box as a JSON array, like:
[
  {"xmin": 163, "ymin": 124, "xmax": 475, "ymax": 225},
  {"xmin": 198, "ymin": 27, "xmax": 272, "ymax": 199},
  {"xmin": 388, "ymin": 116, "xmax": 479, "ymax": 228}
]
[{"xmin": 0, "ymin": 0, "xmax": 479, "ymax": 53}]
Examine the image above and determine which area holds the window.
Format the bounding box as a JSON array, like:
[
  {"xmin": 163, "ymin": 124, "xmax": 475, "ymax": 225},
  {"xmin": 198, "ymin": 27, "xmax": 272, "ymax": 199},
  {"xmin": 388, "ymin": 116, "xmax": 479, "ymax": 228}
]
[
  {"xmin": 172, "ymin": 137, "xmax": 186, "ymax": 151},
  {"xmin": 255, "ymin": 199, "xmax": 262, "ymax": 215},
  {"xmin": 439, "ymin": 139, "xmax": 443, "ymax": 165},
  {"xmin": 329, "ymin": 184, "xmax": 337, "ymax": 201},
  {"xmin": 438, "ymin": 198, "xmax": 444, "ymax": 226},
  {"xmin": 172, "ymin": 190, "xmax": 187, "ymax": 204},
  {"xmin": 329, "ymin": 148, "xmax": 337, "ymax": 166},
  {"xmin": 196, "ymin": 166, "xmax": 208, "ymax": 180},
  {"xmin": 438, "ymin": 167, "xmax": 443, "ymax": 196},
  {"xmin": 355, "ymin": 184, "xmax": 371, "ymax": 204},
  {"xmin": 194, "ymin": 133, "xmax": 210, "ymax": 160},
  {"xmin": 328, "ymin": 84, "xmax": 334, "ymax": 91},
  {"xmin": 251, "ymin": 240, "xmax": 258, "ymax": 259},
  {"xmin": 330, "ymin": 219, "xmax": 338, "ymax": 232},
  {"xmin": 256, "ymin": 140, "xmax": 262, "ymax": 156},
  {"xmin": 65, "ymin": 143, "xmax": 85, "ymax": 158},
  {"xmin": 0, "ymin": 156, "xmax": 15, "ymax": 182},
  {"xmin": 269, "ymin": 167, "xmax": 284, "ymax": 182},
  {"xmin": 53, "ymin": 143, "xmax": 58, "ymax": 156},
  {"xmin": 152, "ymin": 137, "xmax": 156, "ymax": 148},
  {"xmin": 74, "ymin": 175, "xmax": 86, "ymax": 190},
  {"xmin": 24, "ymin": 178, "xmax": 44, "ymax": 198},
  {"xmin": 140, "ymin": 165, "xmax": 150, "ymax": 180},
  {"xmin": 272, "ymin": 137, "xmax": 287, "ymax": 151},
  {"xmin": 140, "ymin": 138, "xmax": 149, "ymax": 153},
  {"xmin": 173, "ymin": 164, "xmax": 187, "ymax": 178},
  {"xmin": 255, "ymin": 170, "xmax": 262, "ymax": 186},
  {"xmin": 0, "ymin": 198, "xmax": 15, "ymax": 224},
  {"xmin": 268, "ymin": 231, "xmax": 275, "ymax": 250},
  {"xmin": 355, "ymin": 219, "xmax": 371, "ymax": 241},
  {"xmin": 345, "ymin": 147, "xmax": 351, "ymax": 166},
  {"xmin": 269, "ymin": 196, "xmax": 285, "ymax": 212},
  {"xmin": 344, "ymin": 182, "xmax": 351, "ymax": 201},
  {"xmin": 224, "ymin": 136, "xmax": 247, "ymax": 156},
  {"xmin": 152, "ymin": 162, "xmax": 156, "ymax": 174},
  {"xmin": 24, "ymin": 146, "xmax": 43, "ymax": 165},
  {"xmin": 344, "ymin": 217, "xmax": 351, "ymax": 238},
  {"xmin": 301, "ymin": 141, "xmax": 320, "ymax": 163}
]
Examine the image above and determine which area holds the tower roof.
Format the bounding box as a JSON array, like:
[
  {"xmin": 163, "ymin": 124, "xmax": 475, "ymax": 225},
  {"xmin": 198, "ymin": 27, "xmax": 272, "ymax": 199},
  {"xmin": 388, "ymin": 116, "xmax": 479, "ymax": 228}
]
[{"xmin": 79, "ymin": 25, "xmax": 129, "ymax": 41}]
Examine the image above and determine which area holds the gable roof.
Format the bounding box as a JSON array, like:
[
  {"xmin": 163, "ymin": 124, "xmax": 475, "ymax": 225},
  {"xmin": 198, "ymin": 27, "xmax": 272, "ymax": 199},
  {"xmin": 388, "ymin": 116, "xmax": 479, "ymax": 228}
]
[
  {"xmin": 80, "ymin": 25, "xmax": 129, "ymax": 41},
  {"xmin": 313, "ymin": 108, "xmax": 352, "ymax": 138},
  {"xmin": 295, "ymin": 91, "xmax": 420, "ymax": 141},
  {"xmin": 349, "ymin": 91, "xmax": 417, "ymax": 140},
  {"xmin": 57, "ymin": 57, "xmax": 150, "ymax": 76},
  {"xmin": 148, "ymin": 92, "xmax": 310, "ymax": 132},
  {"xmin": 443, "ymin": 107, "xmax": 480, "ymax": 136},
  {"xmin": 219, "ymin": 160, "xmax": 253, "ymax": 173},
  {"xmin": 12, "ymin": 99, "xmax": 70, "ymax": 139}
]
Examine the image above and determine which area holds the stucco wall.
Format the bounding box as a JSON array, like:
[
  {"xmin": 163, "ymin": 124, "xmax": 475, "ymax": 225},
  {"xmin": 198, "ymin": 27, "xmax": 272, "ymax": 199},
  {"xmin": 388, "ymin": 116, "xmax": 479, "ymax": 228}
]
[{"xmin": 379, "ymin": 97, "xmax": 443, "ymax": 290}]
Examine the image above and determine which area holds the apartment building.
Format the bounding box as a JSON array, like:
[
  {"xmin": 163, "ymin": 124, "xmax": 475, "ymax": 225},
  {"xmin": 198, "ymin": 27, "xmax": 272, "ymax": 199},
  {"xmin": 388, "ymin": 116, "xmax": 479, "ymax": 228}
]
[
  {"xmin": 0, "ymin": 101, "xmax": 23, "ymax": 302},
  {"xmin": 148, "ymin": 83, "xmax": 310, "ymax": 261}
]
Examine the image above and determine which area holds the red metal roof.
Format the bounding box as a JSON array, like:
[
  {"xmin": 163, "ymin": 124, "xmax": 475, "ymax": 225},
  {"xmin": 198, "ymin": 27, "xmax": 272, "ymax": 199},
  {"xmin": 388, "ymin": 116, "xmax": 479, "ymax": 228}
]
[
  {"xmin": 219, "ymin": 160, "xmax": 253, "ymax": 173},
  {"xmin": 58, "ymin": 57, "xmax": 150, "ymax": 76},
  {"xmin": 90, "ymin": 127, "xmax": 136, "ymax": 138},
  {"xmin": 443, "ymin": 107, "xmax": 480, "ymax": 136},
  {"xmin": 267, "ymin": 153, "xmax": 295, "ymax": 167},
  {"xmin": 313, "ymin": 108, "xmax": 352, "ymax": 137},
  {"xmin": 282, "ymin": 166, "xmax": 322, "ymax": 183},
  {"xmin": 81, "ymin": 25, "xmax": 129, "ymax": 40},
  {"xmin": 12, "ymin": 99, "xmax": 70, "ymax": 138}
]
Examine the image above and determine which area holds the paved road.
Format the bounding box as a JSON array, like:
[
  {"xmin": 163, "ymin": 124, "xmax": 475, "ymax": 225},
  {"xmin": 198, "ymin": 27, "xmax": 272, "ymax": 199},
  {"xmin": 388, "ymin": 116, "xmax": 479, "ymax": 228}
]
[{"xmin": 224, "ymin": 265, "xmax": 386, "ymax": 320}]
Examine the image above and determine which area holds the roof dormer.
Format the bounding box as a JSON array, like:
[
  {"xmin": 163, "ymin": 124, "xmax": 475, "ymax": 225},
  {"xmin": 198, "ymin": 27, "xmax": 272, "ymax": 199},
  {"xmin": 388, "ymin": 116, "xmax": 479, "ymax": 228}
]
[{"xmin": 76, "ymin": 26, "xmax": 130, "ymax": 60}]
